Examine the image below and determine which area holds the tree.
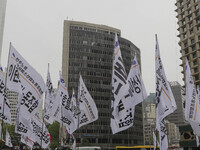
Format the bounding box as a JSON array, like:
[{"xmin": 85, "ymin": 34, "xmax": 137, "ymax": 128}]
[{"xmin": 47, "ymin": 121, "xmax": 60, "ymax": 149}]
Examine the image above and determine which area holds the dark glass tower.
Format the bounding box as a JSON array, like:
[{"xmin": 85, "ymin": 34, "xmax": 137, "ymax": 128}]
[{"xmin": 62, "ymin": 20, "xmax": 143, "ymax": 149}]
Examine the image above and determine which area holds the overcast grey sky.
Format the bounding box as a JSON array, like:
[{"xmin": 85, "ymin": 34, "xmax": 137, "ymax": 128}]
[{"xmin": 2, "ymin": 0, "xmax": 182, "ymax": 94}]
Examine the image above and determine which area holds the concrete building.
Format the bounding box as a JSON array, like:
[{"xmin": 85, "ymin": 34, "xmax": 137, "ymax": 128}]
[
  {"xmin": 7, "ymin": 91, "xmax": 18, "ymax": 124},
  {"xmin": 166, "ymin": 121, "xmax": 180, "ymax": 147},
  {"xmin": 175, "ymin": 0, "xmax": 200, "ymax": 87},
  {"xmin": 166, "ymin": 81, "xmax": 187, "ymax": 127},
  {"xmin": 62, "ymin": 20, "xmax": 143, "ymax": 149},
  {"xmin": 143, "ymin": 93, "xmax": 156, "ymax": 145},
  {"xmin": 0, "ymin": 0, "xmax": 7, "ymax": 60}
]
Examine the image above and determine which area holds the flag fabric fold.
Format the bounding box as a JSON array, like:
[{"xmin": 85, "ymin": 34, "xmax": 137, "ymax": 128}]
[{"xmin": 155, "ymin": 36, "xmax": 177, "ymax": 150}]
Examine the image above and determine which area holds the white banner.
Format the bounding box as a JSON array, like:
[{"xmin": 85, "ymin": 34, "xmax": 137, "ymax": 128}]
[
  {"xmin": 31, "ymin": 114, "xmax": 51, "ymax": 149},
  {"xmin": 196, "ymin": 135, "xmax": 200, "ymax": 147},
  {"xmin": 111, "ymin": 33, "xmax": 128, "ymax": 119},
  {"xmin": 51, "ymin": 75, "xmax": 77, "ymax": 134},
  {"xmin": 21, "ymin": 135, "xmax": 35, "ymax": 149},
  {"xmin": 7, "ymin": 44, "xmax": 45, "ymax": 119},
  {"xmin": 185, "ymin": 59, "xmax": 200, "ymax": 124},
  {"xmin": 6, "ymin": 44, "xmax": 22, "ymax": 94},
  {"xmin": 0, "ymin": 66, "xmax": 11, "ymax": 124},
  {"xmin": 158, "ymin": 119, "xmax": 168, "ymax": 150},
  {"xmin": 15, "ymin": 108, "xmax": 33, "ymax": 137},
  {"xmin": 125, "ymin": 56, "xmax": 147, "ymax": 108},
  {"xmin": 78, "ymin": 75, "xmax": 98, "ymax": 128},
  {"xmin": 44, "ymin": 66, "xmax": 55, "ymax": 124},
  {"xmin": 155, "ymin": 36, "xmax": 177, "ymax": 127},
  {"xmin": 6, "ymin": 129, "xmax": 12, "ymax": 147},
  {"xmin": 110, "ymin": 33, "xmax": 130, "ymax": 134}
]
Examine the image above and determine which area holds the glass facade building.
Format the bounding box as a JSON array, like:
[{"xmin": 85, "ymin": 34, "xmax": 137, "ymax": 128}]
[{"xmin": 62, "ymin": 20, "xmax": 143, "ymax": 149}]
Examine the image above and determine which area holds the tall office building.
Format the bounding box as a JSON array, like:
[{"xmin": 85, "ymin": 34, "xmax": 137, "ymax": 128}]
[
  {"xmin": 166, "ymin": 81, "xmax": 187, "ymax": 126},
  {"xmin": 0, "ymin": 0, "xmax": 7, "ymax": 60},
  {"xmin": 175, "ymin": 0, "xmax": 200, "ymax": 86},
  {"xmin": 62, "ymin": 20, "xmax": 143, "ymax": 149}
]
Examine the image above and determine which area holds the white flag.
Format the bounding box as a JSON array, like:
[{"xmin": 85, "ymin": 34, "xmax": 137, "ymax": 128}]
[
  {"xmin": 189, "ymin": 86, "xmax": 200, "ymax": 136},
  {"xmin": 153, "ymin": 131, "xmax": 159, "ymax": 150},
  {"xmin": 185, "ymin": 59, "xmax": 200, "ymax": 124},
  {"xmin": 71, "ymin": 89, "xmax": 77, "ymax": 113},
  {"xmin": 155, "ymin": 36, "xmax": 177, "ymax": 125},
  {"xmin": 110, "ymin": 33, "xmax": 129, "ymax": 134},
  {"xmin": 158, "ymin": 119, "xmax": 168, "ymax": 150},
  {"xmin": 15, "ymin": 109, "xmax": 33, "ymax": 137},
  {"xmin": 196, "ymin": 135, "xmax": 200, "ymax": 147},
  {"xmin": 78, "ymin": 75, "xmax": 98, "ymax": 128},
  {"xmin": 155, "ymin": 36, "xmax": 176, "ymax": 150},
  {"xmin": 44, "ymin": 66, "xmax": 55, "ymax": 124},
  {"xmin": 5, "ymin": 129, "xmax": 12, "ymax": 147},
  {"xmin": 0, "ymin": 65, "xmax": 11, "ymax": 124},
  {"xmin": 21, "ymin": 135, "xmax": 35, "ymax": 149},
  {"xmin": 6, "ymin": 44, "xmax": 45, "ymax": 119},
  {"xmin": 51, "ymin": 74, "xmax": 77, "ymax": 134},
  {"xmin": 125, "ymin": 56, "xmax": 147, "ymax": 107},
  {"xmin": 6, "ymin": 44, "xmax": 22, "ymax": 94},
  {"xmin": 71, "ymin": 133, "xmax": 76, "ymax": 150},
  {"xmin": 31, "ymin": 114, "xmax": 51, "ymax": 149}
]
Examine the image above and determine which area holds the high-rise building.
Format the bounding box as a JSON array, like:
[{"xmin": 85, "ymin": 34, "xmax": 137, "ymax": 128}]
[
  {"xmin": 7, "ymin": 91, "xmax": 18, "ymax": 124},
  {"xmin": 166, "ymin": 81, "xmax": 187, "ymax": 126},
  {"xmin": 62, "ymin": 20, "xmax": 143, "ymax": 149},
  {"xmin": 175, "ymin": 0, "xmax": 200, "ymax": 86},
  {"xmin": 0, "ymin": 0, "xmax": 7, "ymax": 60}
]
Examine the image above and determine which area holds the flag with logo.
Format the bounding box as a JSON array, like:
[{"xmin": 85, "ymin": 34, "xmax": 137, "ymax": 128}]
[
  {"xmin": 5, "ymin": 129, "xmax": 12, "ymax": 147},
  {"xmin": 110, "ymin": 33, "xmax": 129, "ymax": 134},
  {"xmin": 185, "ymin": 59, "xmax": 200, "ymax": 124},
  {"xmin": 0, "ymin": 65, "xmax": 11, "ymax": 124},
  {"xmin": 31, "ymin": 114, "xmax": 51, "ymax": 149},
  {"xmin": 155, "ymin": 35, "xmax": 176, "ymax": 150},
  {"xmin": 78, "ymin": 75, "xmax": 98, "ymax": 128},
  {"xmin": 44, "ymin": 65, "xmax": 55, "ymax": 124},
  {"xmin": 155, "ymin": 35, "xmax": 177, "ymax": 124},
  {"xmin": 6, "ymin": 44, "xmax": 22, "ymax": 94},
  {"xmin": 6, "ymin": 44, "xmax": 45, "ymax": 119}
]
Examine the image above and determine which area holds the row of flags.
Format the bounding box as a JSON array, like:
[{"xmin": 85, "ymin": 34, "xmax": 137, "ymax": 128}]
[
  {"xmin": 0, "ymin": 44, "xmax": 99, "ymax": 149},
  {"xmin": 1, "ymin": 33, "xmax": 199, "ymax": 149}
]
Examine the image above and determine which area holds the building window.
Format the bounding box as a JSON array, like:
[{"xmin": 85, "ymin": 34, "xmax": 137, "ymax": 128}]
[
  {"xmin": 194, "ymin": 68, "xmax": 198, "ymax": 73},
  {"xmin": 191, "ymin": 38, "xmax": 195, "ymax": 44},
  {"xmin": 183, "ymin": 27, "xmax": 186, "ymax": 32},
  {"xmin": 185, "ymin": 48, "xmax": 189, "ymax": 54},
  {"xmin": 181, "ymin": 7, "xmax": 184, "ymax": 12},
  {"xmin": 189, "ymin": 16, "xmax": 192, "ymax": 21},
  {"xmin": 194, "ymin": 0, "xmax": 197, "ymax": 3},
  {"xmin": 182, "ymin": 20, "xmax": 186, "ymax": 25},
  {"xmin": 195, "ymin": 75, "xmax": 199, "ymax": 81},
  {"xmin": 190, "ymin": 29, "xmax": 193, "ymax": 35},
  {"xmin": 184, "ymin": 42, "xmax": 188, "ymax": 47},
  {"xmin": 196, "ymin": 12, "xmax": 200, "ymax": 17},
  {"xmin": 192, "ymin": 45, "xmax": 196, "ymax": 51},
  {"xmin": 194, "ymin": 60, "xmax": 198, "ymax": 66},
  {"xmin": 192, "ymin": 52, "xmax": 197, "ymax": 58},
  {"xmin": 188, "ymin": 9, "xmax": 192, "ymax": 15},
  {"xmin": 189, "ymin": 23, "xmax": 193, "ymax": 28},
  {"xmin": 196, "ymin": 18, "xmax": 200, "ymax": 24},
  {"xmin": 183, "ymin": 33, "xmax": 187, "ymax": 38},
  {"xmin": 187, "ymin": 3, "xmax": 191, "ymax": 8},
  {"xmin": 195, "ymin": 5, "xmax": 199, "ymax": 10}
]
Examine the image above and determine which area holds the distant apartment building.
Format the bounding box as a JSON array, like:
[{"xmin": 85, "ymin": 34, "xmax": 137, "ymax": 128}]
[
  {"xmin": 166, "ymin": 121, "xmax": 180, "ymax": 147},
  {"xmin": 62, "ymin": 20, "xmax": 143, "ymax": 149},
  {"xmin": 166, "ymin": 81, "xmax": 187, "ymax": 126},
  {"xmin": 175, "ymin": 0, "xmax": 200, "ymax": 87},
  {"xmin": 0, "ymin": 0, "xmax": 7, "ymax": 60},
  {"xmin": 7, "ymin": 91, "xmax": 18, "ymax": 124},
  {"xmin": 143, "ymin": 93, "xmax": 156, "ymax": 145}
]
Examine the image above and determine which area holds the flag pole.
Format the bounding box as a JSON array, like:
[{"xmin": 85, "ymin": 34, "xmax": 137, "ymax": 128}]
[{"xmin": 40, "ymin": 63, "xmax": 49, "ymax": 149}]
